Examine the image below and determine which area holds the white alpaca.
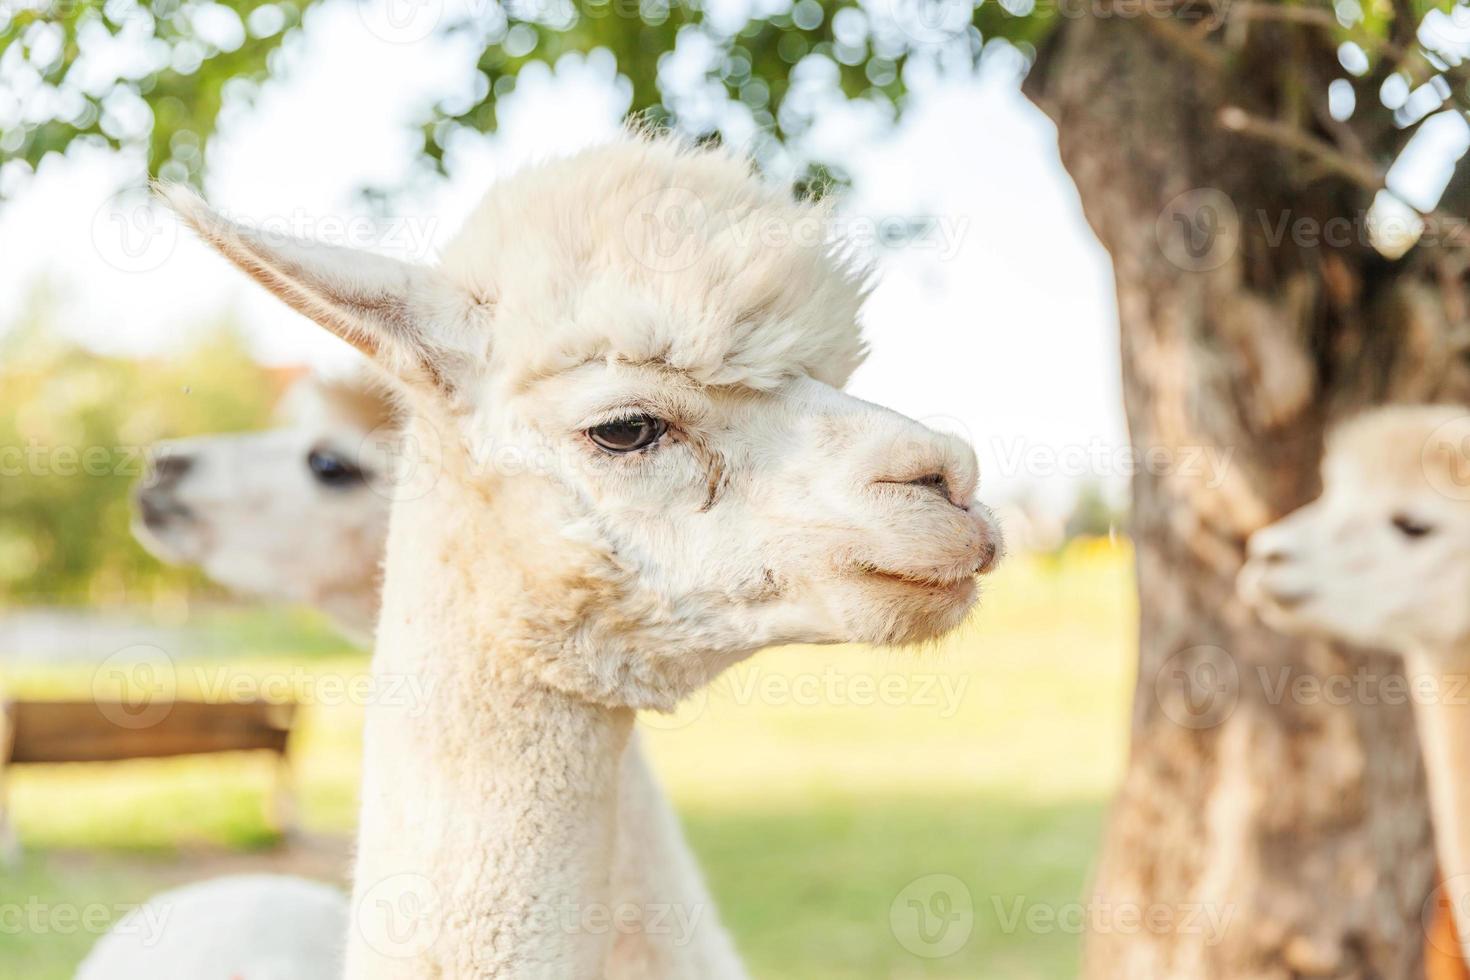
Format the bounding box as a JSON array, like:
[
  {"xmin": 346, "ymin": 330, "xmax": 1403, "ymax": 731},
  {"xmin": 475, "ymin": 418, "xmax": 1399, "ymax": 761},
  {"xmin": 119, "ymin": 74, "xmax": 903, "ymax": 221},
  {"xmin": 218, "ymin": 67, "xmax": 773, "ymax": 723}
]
[
  {"xmin": 76, "ymin": 875, "xmax": 348, "ymax": 980},
  {"xmin": 163, "ymin": 134, "xmax": 1002, "ymax": 977},
  {"xmin": 1239, "ymin": 405, "xmax": 1470, "ymax": 960},
  {"xmin": 105, "ymin": 372, "xmax": 744, "ymax": 978},
  {"xmin": 132, "ymin": 372, "xmax": 395, "ymax": 641}
]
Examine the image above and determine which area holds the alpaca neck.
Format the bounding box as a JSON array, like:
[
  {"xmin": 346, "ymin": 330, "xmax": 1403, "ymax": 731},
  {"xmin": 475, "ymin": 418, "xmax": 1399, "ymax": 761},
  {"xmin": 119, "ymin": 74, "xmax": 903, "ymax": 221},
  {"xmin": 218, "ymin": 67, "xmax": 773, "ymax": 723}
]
[
  {"xmin": 1404, "ymin": 644, "xmax": 1470, "ymax": 961},
  {"xmin": 609, "ymin": 737, "xmax": 747, "ymax": 980},
  {"xmin": 345, "ymin": 470, "xmax": 634, "ymax": 979}
]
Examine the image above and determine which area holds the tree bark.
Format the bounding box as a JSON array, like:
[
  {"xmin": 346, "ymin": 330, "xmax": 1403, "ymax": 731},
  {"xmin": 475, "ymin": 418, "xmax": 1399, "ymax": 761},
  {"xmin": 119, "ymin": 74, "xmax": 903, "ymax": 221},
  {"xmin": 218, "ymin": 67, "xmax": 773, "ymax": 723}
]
[{"xmin": 1023, "ymin": 11, "xmax": 1470, "ymax": 977}]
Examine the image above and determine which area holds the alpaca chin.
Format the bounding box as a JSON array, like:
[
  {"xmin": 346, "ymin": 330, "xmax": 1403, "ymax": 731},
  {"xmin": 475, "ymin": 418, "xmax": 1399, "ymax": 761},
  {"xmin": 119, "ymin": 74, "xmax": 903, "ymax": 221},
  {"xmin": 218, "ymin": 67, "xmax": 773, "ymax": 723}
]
[{"xmin": 854, "ymin": 575, "xmax": 981, "ymax": 648}]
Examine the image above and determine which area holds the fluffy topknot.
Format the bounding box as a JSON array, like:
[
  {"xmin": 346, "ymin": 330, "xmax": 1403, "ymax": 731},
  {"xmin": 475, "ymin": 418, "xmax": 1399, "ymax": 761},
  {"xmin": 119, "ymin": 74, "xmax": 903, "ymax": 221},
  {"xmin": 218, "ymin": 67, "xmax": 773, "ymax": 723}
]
[
  {"xmin": 439, "ymin": 134, "xmax": 871, "ymax": 391},
  {"xmin": 1327, "ymin": 404, "xmax": 1470, "ymax": 492}
]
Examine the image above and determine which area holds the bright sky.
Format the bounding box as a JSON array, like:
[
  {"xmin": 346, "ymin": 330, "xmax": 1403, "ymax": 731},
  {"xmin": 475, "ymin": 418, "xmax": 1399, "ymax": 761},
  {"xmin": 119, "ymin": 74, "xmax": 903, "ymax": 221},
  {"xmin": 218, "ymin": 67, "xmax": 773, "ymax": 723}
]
[{"xmin": 0, "ymin": 0, "xmax": 1124, "ymax": 515}]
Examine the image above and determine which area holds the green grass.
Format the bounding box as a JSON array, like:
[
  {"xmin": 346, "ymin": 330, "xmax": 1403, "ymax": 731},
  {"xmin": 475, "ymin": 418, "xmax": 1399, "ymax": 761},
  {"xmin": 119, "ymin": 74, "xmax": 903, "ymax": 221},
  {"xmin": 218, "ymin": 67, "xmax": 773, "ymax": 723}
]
[
  {"xmin": 687, "ymin": 798, "xmax": 1105, "ymax": 980},
  {"xmin": 0, "ymin": 542, "xmax": 1136, "ymax": 978}
]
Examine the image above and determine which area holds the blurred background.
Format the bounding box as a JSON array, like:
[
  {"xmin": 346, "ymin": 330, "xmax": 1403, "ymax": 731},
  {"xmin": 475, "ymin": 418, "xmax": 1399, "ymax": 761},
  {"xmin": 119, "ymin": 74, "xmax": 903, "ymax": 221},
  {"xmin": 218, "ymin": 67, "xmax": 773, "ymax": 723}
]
[{"xmin": 6, "ymin": 0, "xmax": 1470, "ymax": 975}]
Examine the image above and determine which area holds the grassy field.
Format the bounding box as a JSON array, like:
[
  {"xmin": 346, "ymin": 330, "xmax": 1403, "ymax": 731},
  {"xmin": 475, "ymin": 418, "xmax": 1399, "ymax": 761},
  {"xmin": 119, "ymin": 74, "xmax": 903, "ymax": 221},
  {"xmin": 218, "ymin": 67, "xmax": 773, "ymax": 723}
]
[{"xmin": 0, "ymin": 542, "xmax": 1136, "ymax": 978}]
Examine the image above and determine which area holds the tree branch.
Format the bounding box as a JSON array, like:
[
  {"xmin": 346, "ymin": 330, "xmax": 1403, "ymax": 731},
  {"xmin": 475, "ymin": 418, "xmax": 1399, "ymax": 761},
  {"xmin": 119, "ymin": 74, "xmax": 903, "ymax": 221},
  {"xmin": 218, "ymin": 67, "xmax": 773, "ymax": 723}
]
[
  {"xmin": 1216, "ymin": 107, "xmax": 1470, "ymax": 256},
  {"xmin": 1221, "ymin": 0, "xmax": 1431, "ymax": 66},
  {"xmin": 1217, "ymin": 105, "xmax": 1386, "ymax": 192},
  {"xmin": 1224, "ymin": 0, "xmax": 1470, "ymax": 115},
  {"xmin": 1224, "ymin": 3, "xmax": 1338, "ymax": 29},
  {"xmin": 1134, "ymin": 8, "xmax": 1226, "ymax": 72}
]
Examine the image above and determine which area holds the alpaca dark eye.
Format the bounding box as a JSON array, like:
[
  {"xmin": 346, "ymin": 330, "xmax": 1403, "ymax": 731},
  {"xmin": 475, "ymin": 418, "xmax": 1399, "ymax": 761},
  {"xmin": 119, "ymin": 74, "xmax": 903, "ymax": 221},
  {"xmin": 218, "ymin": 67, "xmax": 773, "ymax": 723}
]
[
  {"xmin": 588, "ymin": 416, "xmax": 667, "ymax": 454},
  {"xmin": 1392, "ymin": 513, "xmax": 1434, "ymax": 539},
  {"xmin": 308, "ymin": 448, "xmax": 364, "ymax": 488}
]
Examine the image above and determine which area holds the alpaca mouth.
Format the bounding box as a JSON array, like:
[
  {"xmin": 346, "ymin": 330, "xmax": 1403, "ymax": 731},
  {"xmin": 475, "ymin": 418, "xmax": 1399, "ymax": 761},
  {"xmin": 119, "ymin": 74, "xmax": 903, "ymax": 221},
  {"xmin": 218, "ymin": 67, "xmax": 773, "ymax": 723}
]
[
  {"xmin": 863, "ymin": 566, "xmax": 978, "ymax": 597},
  {"xmin": 131, "ymin": 489, "xmax": 203, "ymax": 563},
  {"xmin": 1262, "ymin": 587, "xmax": 1314, "ymax": 612},
  {"xmin": 1234, "ymin": 564, "xmax": 1317, "ymax": 625},
  {"xmin": 856, "ymin": 566, "xmax": 982, "ymax": 646},
  {"xmin": 1238, "ymin": 561, "xmax": 1314, "ymax": 614}
]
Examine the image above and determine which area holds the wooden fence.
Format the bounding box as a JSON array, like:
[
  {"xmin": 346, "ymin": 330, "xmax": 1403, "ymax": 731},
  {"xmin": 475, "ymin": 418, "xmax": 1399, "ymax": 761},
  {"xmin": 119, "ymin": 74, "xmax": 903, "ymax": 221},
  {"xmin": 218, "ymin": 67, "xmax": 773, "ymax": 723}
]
[{"xmin": 0, "ymin": 698, "xmax": 297, "ymax": 862}]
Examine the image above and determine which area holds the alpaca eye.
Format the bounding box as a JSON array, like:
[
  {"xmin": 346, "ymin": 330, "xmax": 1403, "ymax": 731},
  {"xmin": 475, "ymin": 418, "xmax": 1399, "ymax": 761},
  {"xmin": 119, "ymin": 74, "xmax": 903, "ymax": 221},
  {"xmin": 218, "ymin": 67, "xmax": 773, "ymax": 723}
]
[
  {"xmin": 1392, "ymin": 513, "xmax": 1435, "ymax": 539},
  {"xmin": 308, "ymin": 448, "xmax": 364, "ymax": 488},
  {"xmin": 588, "ymin": 416, "xmax": 667, "ymax": 454}
]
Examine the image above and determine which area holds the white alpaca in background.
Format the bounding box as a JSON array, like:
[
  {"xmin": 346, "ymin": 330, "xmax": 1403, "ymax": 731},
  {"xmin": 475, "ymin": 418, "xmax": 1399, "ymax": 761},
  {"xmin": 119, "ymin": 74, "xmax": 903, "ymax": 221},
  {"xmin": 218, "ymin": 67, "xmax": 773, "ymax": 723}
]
[
  {"xmin": 1239, "ymin": 405, "xmax": 1470, "ymax": 961},
  {"xmin": 164, "ymin": 134, "xmax": 1001, "ymax": 976},
  {"xmin": 93, "ymin": 371, "xmax": 744, "ymax": 978},
  {"xmin": 77, "ymin": 875, "xmax": 348, "ymax": 980},
  {"xmin": 132, "ymin": 372, "xmax": 394, "ymax": 641}
]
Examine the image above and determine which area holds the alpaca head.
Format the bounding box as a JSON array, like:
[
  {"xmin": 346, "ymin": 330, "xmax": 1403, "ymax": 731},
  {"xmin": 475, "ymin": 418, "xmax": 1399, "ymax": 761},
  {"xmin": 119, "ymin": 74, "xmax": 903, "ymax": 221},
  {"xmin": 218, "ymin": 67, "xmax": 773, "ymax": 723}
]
[
  {"xmin": 133, "ymin": 372, "xmax": 394, "ymax": 640},
  {"xmin": 1239, "ymin": 405, "xmax": 1470, "ymax": 653},
  {"xmin": 162, "ymin": 137, "xmax": 1002, "ymax": 708}
]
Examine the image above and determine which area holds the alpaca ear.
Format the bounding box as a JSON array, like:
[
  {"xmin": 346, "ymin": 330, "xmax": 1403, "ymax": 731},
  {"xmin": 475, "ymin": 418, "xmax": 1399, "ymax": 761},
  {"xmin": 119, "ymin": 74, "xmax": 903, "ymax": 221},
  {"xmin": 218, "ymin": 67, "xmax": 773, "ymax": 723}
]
[{"xmin": 157, "ymin": 184, "xmax": 457, "ymax": 386}]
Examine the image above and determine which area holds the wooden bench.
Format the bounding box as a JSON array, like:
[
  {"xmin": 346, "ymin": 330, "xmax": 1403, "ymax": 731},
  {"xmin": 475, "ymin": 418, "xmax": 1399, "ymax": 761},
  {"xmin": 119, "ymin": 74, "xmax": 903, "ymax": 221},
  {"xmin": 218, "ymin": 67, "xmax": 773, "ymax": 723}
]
[{"xmin": 0, "ymin": 698, "xmax": 297, "ymax": 861}]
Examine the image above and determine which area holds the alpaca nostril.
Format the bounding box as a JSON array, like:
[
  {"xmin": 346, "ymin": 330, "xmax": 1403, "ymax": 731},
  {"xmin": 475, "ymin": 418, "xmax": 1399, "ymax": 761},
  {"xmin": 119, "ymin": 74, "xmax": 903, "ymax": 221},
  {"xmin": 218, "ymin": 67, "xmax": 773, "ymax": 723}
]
[
  {"xmin": 148, "ymin": 453, "xmax": 194, "ymax": 489},
  {"xmin": 1259, "ymin": 547, "xmax": 1291, "ymax": 566},
  {"xmin": 1246, "ymin": 531, "xmax": 1292, "ymax": 566}
]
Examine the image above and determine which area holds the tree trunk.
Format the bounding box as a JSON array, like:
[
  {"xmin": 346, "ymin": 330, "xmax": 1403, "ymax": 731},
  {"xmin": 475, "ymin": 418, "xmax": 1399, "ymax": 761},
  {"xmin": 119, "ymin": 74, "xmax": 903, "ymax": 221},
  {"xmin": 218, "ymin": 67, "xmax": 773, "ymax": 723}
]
[{"xmin": 1023, "ymin": 12, "xmax": 1470, "ymax": 978}]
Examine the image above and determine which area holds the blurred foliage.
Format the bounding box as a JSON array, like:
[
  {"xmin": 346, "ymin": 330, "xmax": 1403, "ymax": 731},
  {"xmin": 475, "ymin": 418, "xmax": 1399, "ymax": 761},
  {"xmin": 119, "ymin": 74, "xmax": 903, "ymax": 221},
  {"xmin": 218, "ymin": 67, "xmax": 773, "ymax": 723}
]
[
  {"xmin": 1, "ymin": 0, "xmax": 301, "ymax": 189},
  {"xmin": 1063, "ymin": 479, "xmax": 1126, "ymax": 542},
  {"xmin": 6, "ymin": 0, "xmax": 1470, "ymax": 197},
  {"xmin": 1, "ymin": 0, "xmax": 1053, "ymax": 195},
  {"xmin": 0, "ymin": 290, "xmax": 279, "ymax": 603}
]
